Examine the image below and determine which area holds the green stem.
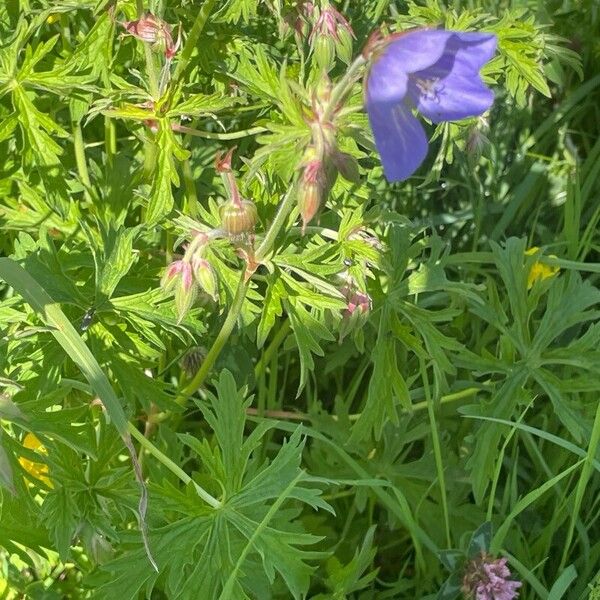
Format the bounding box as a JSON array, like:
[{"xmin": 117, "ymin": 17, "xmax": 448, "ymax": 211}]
[
  {"xmin": 128, "ymin": 422, "xmax": 221, "ymax": 508},
  {"xmin": 73, "ymin": 121, "xmax": 92, "ymax": 194},
  {"xmin": 172, "ymin": 0, "xmax": 217, "ymax": 85},
  {"xmin": 254, "ymin": 319, "xmax": 291, "ymax": 379},
  {"xmin": 560, "ymin": 396, "xmax": 600, "ymax": 568},
  {"xmin": 104, "ymin": 117, "xmax": 117, "ymax": 168},
  {"xmin": 182, "ymin": 159, "xmax": 199, "ymax": 217},
  {"xmin": 178, "ymin": 271, "xmax": 250, "ymax": 403},
  {"xmin": 144, "ymin": 44, "xmax": 161, "ymax": 99},
  {"xmin": 173, "ymin": 124, "xmax": 268, "ymax": 140},
  {"xmin": 135, "ymin": 0, "xmax": 160, "ymax": 98},
  {"xmin": 256, "ymin": 186, "xmax": 298, "ymax": 261},
  {"xmin": 420, "ymin": 358, "xmax": 451, "ymax": 549},
  {"xmin": 321, "ymin": 54, "xmax": 367, "ymax": 123},
  {"xmin": 244, "ymin": 386, "xmax": 481, "ymax": 422}
]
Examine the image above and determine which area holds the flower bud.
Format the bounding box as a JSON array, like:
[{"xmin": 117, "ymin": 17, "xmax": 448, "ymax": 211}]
[
  {"xmin": 161, "ymin": 260, "xmax": 185, "ymax": 293},
  {"xmin": 174, "ymin": 261, "xmax": 197, "ymax": 323},
  {"xmin": 181, "ymin": 346, "xmax": 206, "ymax": 377},
  {"xmin": 338, "ymin": 281, "xmax": 371, "ymax": 342},
  {"xmin": 341, "ymin": 284, "xmax": 371, "ymax": 318},
  {"xmin": 219, "ymin": 199, "xmax": 258, "ymax": 236},
  {"xmin": 298, "ymin": 159, "xmax": 325, "ymax": 232},
  {"xmin": 192, "ymin": 256, "xmax": 218, "ymax": 301},
  {"xmin": 332, "ymin": 150, "xmax": 360, "ymax": 183},
  {"xmin": 122, "ymin": 13, "xmax": 178, "ymax": 59},
  {"xmin": 298, "ymin": 153, "xmax": 337, "ymax": 231}
]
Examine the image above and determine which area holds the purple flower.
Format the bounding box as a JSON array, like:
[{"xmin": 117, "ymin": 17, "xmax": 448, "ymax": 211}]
[
  {"xmin": 462, "ymin": 554, "xmax": 522, "ymax": 600},
  {"xmin": 365, "ymin": 29, "xmax": 497, "ymax": 182}
]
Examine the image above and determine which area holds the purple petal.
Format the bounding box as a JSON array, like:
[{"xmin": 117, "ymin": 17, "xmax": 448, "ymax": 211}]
[
  {"xmin": 366, "ymin": 98, "xmax": 428, "ymax": 182},
  {"xmin": 366, "ymin": 29, "xmax": 454, "ymax": 104},
  {"xmin": 407, "ymin": 32, "xmax": 497, "ymax": 123}
]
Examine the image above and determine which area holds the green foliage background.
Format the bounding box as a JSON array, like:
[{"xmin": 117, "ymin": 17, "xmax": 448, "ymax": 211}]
[{"xmin": 1, "ymin": 0, "xmax": 600, "ymax": 598}]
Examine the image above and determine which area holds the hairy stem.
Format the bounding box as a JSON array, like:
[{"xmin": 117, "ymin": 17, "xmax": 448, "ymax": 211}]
[
  {"xmin": 135, "ymin": 0, "xmax": 160, "ymax": 99},
  {"xmin": 172, "ymin": 0, "xmax": 217, "ymax": 84},
  {"xmin": 173, "ymin": 124, "xmax": 268, "ymax": 140},
  {"xmin": 178, "ymin": 271, "xmax": 250, "ymax": 403},
  {"xmin": 73, "ymin": 121, "xmax": 92, "ymax": 196},
  {"xmin": 256, "ymin": 185, "xmax": 298, "ymax": 261},
  {"xmin": 321, "ymin": 54, "xmax": 367, "ymax": 123}
]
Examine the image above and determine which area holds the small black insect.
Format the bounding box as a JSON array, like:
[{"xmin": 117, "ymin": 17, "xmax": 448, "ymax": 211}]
[{"xmin": 80, "ymin": 308, "xmax": 96, "ymax": 332}]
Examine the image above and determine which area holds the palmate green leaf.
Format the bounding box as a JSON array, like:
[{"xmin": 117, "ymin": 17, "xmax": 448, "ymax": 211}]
[
  {"xmin": 94, "ymin": 371, "xmax": 329, "ymax": 599},
  {"xmin": 0, "ymin": 258, "xmax": 156, "ymax": 568},
  {"xmin": 316, "ymin": 525, "xmax": 379, "ymax": 598},
  {"xmin": 12, "ymin": 84, "xmax": 69, "ymax": 212},
  {"xmin": 146, "ymin": 121, "xmax": 190, "ymax": 224},
  {"xmin": 351, "ymin": 307, "xmax": 410, "ymax": 442},
  {"xmin": 229, "ymin": 43, "xmax": 281, "ymax": 100},
  {"xmin": 532, "ymin": 272, "xmax": 600, "ymax": 354},
  {"xmin": 0, "ymin": 113, "xmax": 17, "ymax": 142},
  {"xmin": 168, "ymin": 92, "xmax": 239, "ymax": 118},
  {"xmin": 42, "ymin": 485, "xmax": 79, "ymax": 559},
  {"xmin": 96, "ymin": 226, "xmax": 139, "ymax": 303},
  {"xmin": 0, "ymin": 258, "xmax": 128, "ymax": 436},
  {"xmin": 257, "ymin": 273, "xmax": 285, "ymax": 348},
  {"xmin": 286, "ymin": 297, "xmax": 335, "ymax": 395},
  {"xmin": 219, "ymin": 0, "xmax": 260, "ymax": 23},
  {"xmin": 66, "ymin": 11, "xmax": 114, "ymax": 77}
]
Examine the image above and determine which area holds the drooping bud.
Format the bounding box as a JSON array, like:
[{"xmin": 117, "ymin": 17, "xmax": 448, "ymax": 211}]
[
  {"xmin": 341, "ymin": 284, "xmax": 371, "ymax": 318},
  {"xmin": 160, "ymin": 259, "xmax": 185, "ymax": 293},
  {"xmin": 122, "ymin": 13, "xmax": 179, "ymax": 59},
  {"xmin": 332, "ymin": 150, "xmax": 360, "ymax": 183},
  {"xmin": 181, "ymin": 346, "xmax": 206, "ymax": 377},
  {"xmin": 297, "ymin": 146, "xmax": 338, "ymax": 231},
  {"xmin": 162, "ymin": 260, "xmax": 197, "ymax": 322},
  {"xmin": 192, "ymin": 256, "xmax": 218, "ymax": 301},
  {"xmin": 298, "ymin": 159, "xmax": 325, "ymax": 232},
  {"xmin": 338, "ymin": 279, "xmax": 371, "ymax": 342},
  {"xmin": 174, "ymin": 261, "xmax": 197, "ymax": 323}
]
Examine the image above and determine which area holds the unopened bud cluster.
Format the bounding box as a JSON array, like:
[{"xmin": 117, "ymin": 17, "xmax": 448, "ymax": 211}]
[
  {"xmin": 338, "ymin": 276, "xmax": 371, "ymax": 341},
  {"xmin": 285, "ymin": 1, "xmax": 354, "ymax": 70},
  {"xmin": 161, "ymin": 233, "xmax": 219, "ymax": 323},
  {"xmin": 309, "ymin": 2, "xmax": 354, "ymax": 70},
  {"xmin": 297, "ymin": 76, "xmax": 360, "ymax": 230}
]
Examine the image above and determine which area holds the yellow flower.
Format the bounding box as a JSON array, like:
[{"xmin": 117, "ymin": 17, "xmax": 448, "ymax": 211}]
[
  {"xmin": 46, "ymin": 14, "xmax": 60, "ymax": 24},
  {"xmin": 525, "ymin": 247, "xmax": 559, "ymax": 289},
  {"xmin": 19, "ymin": 433, "xmax": 53, "ymax": 488}
]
